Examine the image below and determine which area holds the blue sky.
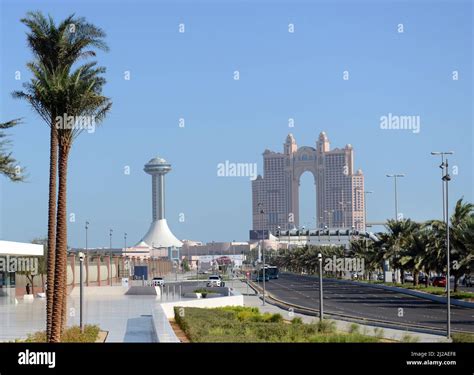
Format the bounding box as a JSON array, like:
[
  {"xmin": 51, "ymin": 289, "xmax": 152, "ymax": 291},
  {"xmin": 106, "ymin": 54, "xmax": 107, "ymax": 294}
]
[{"xmin": 0, "ymin": 0, "xmax": 472, "ymax": 247}]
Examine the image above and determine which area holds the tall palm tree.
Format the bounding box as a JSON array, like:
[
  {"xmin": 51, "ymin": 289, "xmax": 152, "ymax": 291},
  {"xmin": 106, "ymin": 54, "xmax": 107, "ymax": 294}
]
[
  {"xmin": 49, "ymin": 63, "xmax": 111, "ymax": 342},
  {"xmin": 0, "ymin": 119, "xmax": 23, "ymax": 181},
  {"xmin": 14, "ymin": 11, "xmax": 109, "ymax": 342}
]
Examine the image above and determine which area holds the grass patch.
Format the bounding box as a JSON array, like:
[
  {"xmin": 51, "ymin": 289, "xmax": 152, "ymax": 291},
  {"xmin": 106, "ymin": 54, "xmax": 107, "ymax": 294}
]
[
  {"xmin": 21, "ymin": 325, "xmax": 100, "ymax": 343},
  {"xmin": 452, "ymin": 333, "xmax": 474, "ymax": 343},
  {"xmin": 365, "ymin": 281, "xmax": 474, "ymax": 300},
  {"xmin": 174, "ymin": 306, "xmax": 379, "ymax": 343}
]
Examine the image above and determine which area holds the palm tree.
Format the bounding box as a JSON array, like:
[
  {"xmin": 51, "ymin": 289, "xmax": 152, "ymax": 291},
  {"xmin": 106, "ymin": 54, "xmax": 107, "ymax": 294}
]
[
  {"xmin": 382, "ymin": 219, "xmax": 419, "ymax": 283},
  {"xmin": 399, "ymin": 228, "xmax": 429, "ymax": 286},
  {"xmin": 14, "ymin": 11, "xmax": 109, "ymax": 342},
  {"xmin": 50, "ymin": 62, "xmax": 111, "ymax": 342},
  {"xmin": 0, "ymin": 119, "xmax": 23, "ymax": 181},
  {"xmin": 448, "ymin": 198, "xmax": 474, "ymax": 292}
]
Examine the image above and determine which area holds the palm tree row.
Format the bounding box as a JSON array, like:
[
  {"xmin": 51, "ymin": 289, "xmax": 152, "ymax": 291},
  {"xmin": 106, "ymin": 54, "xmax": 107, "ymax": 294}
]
[
  {"xmin": 272, "ymin": 198, "xmax": 473, "ymax": 293},
  {"xmin": 13, "ymin": 11, "xmax": 111, "ymax": 342}
]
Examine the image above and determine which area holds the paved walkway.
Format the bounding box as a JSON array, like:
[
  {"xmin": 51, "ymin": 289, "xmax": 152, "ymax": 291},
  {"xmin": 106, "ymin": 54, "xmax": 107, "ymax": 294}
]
[{"xmin": 231, "ymin": 279, "xmax": 449, "ymax": 343}]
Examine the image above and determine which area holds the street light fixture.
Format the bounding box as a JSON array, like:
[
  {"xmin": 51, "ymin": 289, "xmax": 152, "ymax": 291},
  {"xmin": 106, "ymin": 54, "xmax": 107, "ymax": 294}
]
[
  {"xmin": 386, "ymin": 174, "xmax": 405, "ymax": 220},
  {"xmin": 109, "ymin": 228, "xmax": 113, "ymax": 249},
  {"xmin": 85, "ymin": 221, "xmax": 89, "ymax": 254},
  {"xmin": 431, "ymin": 152, "xmax": 454, "ymax": 221}
]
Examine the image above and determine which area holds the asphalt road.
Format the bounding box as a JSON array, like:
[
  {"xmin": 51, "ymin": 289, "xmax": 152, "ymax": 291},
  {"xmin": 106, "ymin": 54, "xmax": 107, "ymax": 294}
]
[{"xmin": 261, "ymin": 273, "xmax": 474, "ymax": 333}]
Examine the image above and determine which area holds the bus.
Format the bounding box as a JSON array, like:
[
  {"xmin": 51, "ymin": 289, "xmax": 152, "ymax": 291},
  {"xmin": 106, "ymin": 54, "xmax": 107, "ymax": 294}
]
[{"xmin": 265, "ymin": 266, "xmax": 279, "ymax": 280}]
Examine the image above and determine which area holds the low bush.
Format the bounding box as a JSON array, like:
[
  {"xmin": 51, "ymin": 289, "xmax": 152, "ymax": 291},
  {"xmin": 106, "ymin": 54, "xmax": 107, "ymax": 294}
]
[
  {"xmin": 23, "ymin": 325, "xmax": 100, "ymax": 343},
  {"xmin": 174, "ymin": 307, "xmax": 378, "ymax": 343}
]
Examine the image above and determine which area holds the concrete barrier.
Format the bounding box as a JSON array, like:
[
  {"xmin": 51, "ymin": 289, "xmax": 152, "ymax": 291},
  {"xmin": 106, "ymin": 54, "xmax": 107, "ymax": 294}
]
[
  {"xmin": 152, "ymin": 304, "xmax": 180, "ymax": 343},
  {"xmin": 125, "ymin": 286, "xmax": 160, "ymax": 296}
]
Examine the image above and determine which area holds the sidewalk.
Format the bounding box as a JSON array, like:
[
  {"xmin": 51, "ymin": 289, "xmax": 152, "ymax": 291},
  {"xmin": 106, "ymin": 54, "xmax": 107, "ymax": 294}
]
[{"xmin": 230, "ymin": 279, "xmax": 449, "ymax": 343}]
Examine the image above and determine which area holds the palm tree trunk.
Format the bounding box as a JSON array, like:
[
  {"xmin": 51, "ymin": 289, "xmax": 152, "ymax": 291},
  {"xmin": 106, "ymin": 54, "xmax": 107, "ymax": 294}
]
[
  {"xmin": 46, "ymin": 124, "xmax": 58, "ymax": 341},
  {"xmin": 50, "ymin": 145, "xmax": 69, "ymax": 343}
]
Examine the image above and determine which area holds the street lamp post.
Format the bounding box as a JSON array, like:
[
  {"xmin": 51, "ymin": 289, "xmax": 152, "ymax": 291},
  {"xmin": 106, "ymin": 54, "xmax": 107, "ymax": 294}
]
[
  {"xmin": 257, "ymin": 202, "xmax": 266, "ymax": 306},
  {"xmin": 109, "ymin": 229, "xmax": 113, "ymax": 286},
  {"xmin": 124, "ymin": 232, "xmax": 127, "ymax": 249},
  {"xmin": 386, "ymin": 174, "xmax": 405, "ymax": 220},
  {"xmin": 443, "ymin": 160, "xmax": 451, "ymax": 339},
  {"xmin": 432, "ymin": 151, "xmax": 454, "ymax": 340},
  {"xmin": 78, "ymin": 252, "xmax": 85, "ymax": 333},
  {"xmin": 318, "ymin": 253, "xmax": 323, "ymax": 322}
]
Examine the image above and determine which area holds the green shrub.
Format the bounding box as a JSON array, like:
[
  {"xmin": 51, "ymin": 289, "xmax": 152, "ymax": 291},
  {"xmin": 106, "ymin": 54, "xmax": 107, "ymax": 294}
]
[
  {"xmin": 401, "ymin": 333, "xmax": 419, "ymax": 343},
  {"xmin": 268, "ymin": 313, "xmax": 283, "ymax": 323},
  {"xmin": 316, "ymin": 319, "xmax": 336, "ymax": 333},
  {"xmin": 23, "ymin": 325, "xmax": 100, "ymax": 343},
  {"xmin": 452, "ymin": 333, "xmax": 474, "ymax": 343},
  {"xmin": 291, "ymin": 317, "xmax": 303, "ymax": 324},
  {"xmin": 348, "ymin": 323, "xmax": 360, "ymax": 334}
]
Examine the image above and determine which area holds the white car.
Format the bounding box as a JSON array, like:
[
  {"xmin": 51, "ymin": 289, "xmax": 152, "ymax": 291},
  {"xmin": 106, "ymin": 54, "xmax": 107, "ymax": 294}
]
[
  {"xmin": 206, "ymin": 275, "xmax": 222, "ymax": 287},
  {"xmin": 152, "ymin": 277, "xmax": 165, "ymax": 286},
  {"xmin": 404, "ymin": 274, "xmax": 414, "ymax": 282}
]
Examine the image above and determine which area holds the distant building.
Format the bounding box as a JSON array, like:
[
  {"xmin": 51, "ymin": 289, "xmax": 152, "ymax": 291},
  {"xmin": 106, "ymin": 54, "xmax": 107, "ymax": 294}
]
[{"xmin": 252, "ymin": 132, "xmax": 365, "ymax": 234}]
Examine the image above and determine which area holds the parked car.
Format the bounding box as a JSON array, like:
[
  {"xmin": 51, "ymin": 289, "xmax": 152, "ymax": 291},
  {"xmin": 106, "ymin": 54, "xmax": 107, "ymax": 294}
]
[
  {"xmin": 404, "ymin": 273, "xmax": 414, "ymax": 282},
  {"xmin": 377, "ymin": 273, "xmax": 384, "ymax": 281},
  {"xmin": 461, "ymin": 274, "xmax": 472, "ymax": 287},
  {"xmin": 431, "ymin": 276, "xmax": 447, "ymax": 287},
  {"xmin": 152, "ymin": 277, "xmax": 164, "ymax": 286},
  {"xmin": 207, "ymin": 275, "xmax": 222, "ymax": 287},
  {"xmin": 418, "ymin": 274, "xmax": 428, "ymax": 284}
]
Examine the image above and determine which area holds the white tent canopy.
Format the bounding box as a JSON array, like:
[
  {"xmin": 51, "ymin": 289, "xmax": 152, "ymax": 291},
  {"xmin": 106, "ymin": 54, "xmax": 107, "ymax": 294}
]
[{"xmin": 138, "ymin": 219, "xmax": 182, "ymax": 248}]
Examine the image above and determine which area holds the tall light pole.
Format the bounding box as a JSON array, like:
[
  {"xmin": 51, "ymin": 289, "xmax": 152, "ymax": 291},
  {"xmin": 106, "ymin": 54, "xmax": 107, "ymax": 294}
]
[
  {"xmin": 386, "ymin": 174, "xmax": 405, "ymax": 220},
  {"xmin": 318, "ymin": 253, "xmax": 323, "ymax": 322},
  {"xmin": 443, "ymin": 160, "xmax": 451, "ymax": 339},
  {"xmin": 364, "ymin": 191, "xmax": 373, "ymax": 232},
  {"xmin": 109, "ymin": 228, "xmax": 113, "ymax": 249},
  {"xmin": 258, "ymin": 202, "xmax": 266, "ymax": 306},
  {"xmin": 78, "ymin": 252, "xmax": 85, "ymax": 333},
  {"xmin": 124, "ymin": 232, "xmax": 127, "ymax": 249},
  {"xmin": 432, "ymin": 151, "xmax": 454, "ymax": 339},
  {"xmin": 431, "ymin": 152, "xmax": 454, "ymax": 222}
]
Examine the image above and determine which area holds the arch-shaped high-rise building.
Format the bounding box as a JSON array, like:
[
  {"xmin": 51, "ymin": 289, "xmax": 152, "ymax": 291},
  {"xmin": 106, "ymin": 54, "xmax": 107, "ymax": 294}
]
[{"xmin": 252, "ymin": 132, "xmax": 365, "ymax": 234}]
